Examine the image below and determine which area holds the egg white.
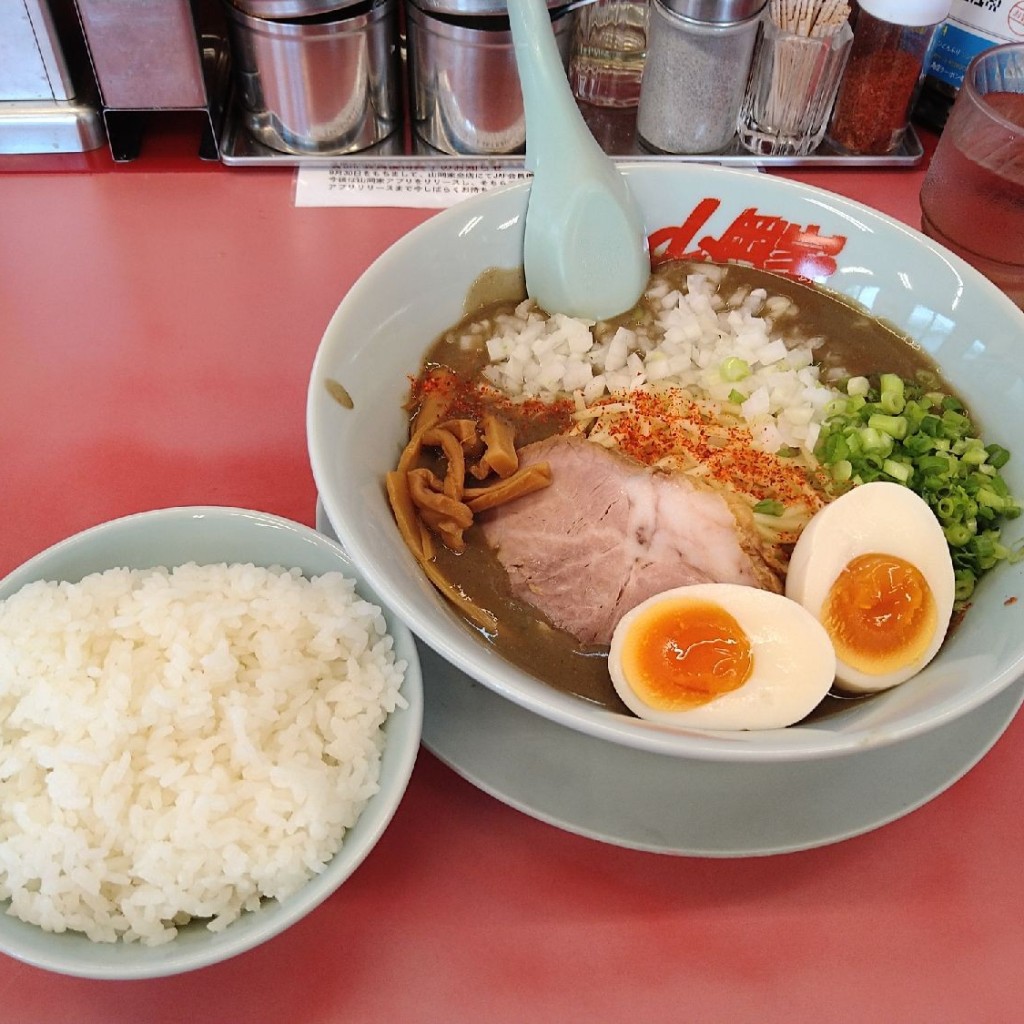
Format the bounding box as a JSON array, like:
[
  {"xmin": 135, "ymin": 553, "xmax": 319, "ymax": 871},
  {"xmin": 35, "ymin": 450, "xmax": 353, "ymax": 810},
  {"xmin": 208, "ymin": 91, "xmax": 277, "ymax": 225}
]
[
  {"xmin": 608, "ymin": 583, "xmax": 837, "ymax": 731},
  {"xmin": 785, "ymin": 481, "xmax": 955, "ymax": 694}
]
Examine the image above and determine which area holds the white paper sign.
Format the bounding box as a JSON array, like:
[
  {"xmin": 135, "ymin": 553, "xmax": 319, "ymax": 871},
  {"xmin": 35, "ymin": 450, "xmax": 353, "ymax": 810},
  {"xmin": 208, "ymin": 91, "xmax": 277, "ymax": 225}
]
[{"xmin": 295, "ymin": 161, "xmax": 533, "ymax": 208}]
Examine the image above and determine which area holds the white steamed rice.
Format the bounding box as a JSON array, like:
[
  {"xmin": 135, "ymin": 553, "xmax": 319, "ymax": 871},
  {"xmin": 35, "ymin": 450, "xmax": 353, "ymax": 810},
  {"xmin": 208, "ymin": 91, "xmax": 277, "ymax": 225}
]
[{"xmin": 0, "ymin": 562, "xmax": 407, "ymax": 945}]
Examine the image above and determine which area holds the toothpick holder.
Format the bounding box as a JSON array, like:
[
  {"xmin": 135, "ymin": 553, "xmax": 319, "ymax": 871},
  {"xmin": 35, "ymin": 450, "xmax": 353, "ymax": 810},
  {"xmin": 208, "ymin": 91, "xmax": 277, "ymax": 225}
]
[{"xmin": 736, "ymin": 16, "xmax": 852, "ymax": 157}]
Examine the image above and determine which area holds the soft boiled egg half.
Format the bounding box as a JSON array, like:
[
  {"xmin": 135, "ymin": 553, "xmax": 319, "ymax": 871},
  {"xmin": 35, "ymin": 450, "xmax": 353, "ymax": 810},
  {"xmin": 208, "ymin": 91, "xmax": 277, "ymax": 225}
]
[
  {"xmin": 785, "ymin": 481, "xmax": 955, "ymax": 694},
  {"xmin": 608, "ymin": 583, "xmax": 837, "ymax": 730}
]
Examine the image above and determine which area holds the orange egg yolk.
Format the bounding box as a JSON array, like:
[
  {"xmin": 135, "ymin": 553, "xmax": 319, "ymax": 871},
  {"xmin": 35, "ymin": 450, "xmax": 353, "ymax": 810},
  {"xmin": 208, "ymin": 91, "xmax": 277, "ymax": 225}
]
[
  {"xmin": 621, "ymin": 599, "xmax": 753, "ymax": 710},
  {"xmin": 823, "ymin": 553, "xmax": 936, "ymax": 675}
]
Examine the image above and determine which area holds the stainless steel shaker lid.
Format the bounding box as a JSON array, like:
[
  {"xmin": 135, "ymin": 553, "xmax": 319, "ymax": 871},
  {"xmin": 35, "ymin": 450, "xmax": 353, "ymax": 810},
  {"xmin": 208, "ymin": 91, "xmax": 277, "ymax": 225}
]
[
  {"xmin": 228, "ymin": 0, "xmax": 364, "ymax": 18},
  {"xmin": 657, "ymin": 0, "xmax": 765, "ymax": 22},
  {"xmin": 409, "ymin": 0, "xmax": 572, "ymax": 17}
]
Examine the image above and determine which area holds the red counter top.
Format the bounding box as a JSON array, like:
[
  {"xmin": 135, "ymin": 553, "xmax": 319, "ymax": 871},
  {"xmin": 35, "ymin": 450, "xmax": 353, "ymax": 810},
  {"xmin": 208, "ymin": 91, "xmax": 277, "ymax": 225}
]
[{"xmin": 2, "ymin": 123, "xmax": 1023, "ymax": 1023}]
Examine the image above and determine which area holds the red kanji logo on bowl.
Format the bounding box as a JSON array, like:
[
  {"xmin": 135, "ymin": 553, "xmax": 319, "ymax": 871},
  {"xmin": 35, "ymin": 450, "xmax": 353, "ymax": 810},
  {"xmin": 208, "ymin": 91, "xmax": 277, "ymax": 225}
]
[{"xmin": 648, "ymin": 198, "xmax": 848, "ymax": 280}]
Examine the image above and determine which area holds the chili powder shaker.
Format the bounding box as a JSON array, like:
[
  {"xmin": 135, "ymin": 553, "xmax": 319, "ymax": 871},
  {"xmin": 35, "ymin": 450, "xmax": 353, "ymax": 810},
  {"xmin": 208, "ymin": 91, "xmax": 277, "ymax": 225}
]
[
  {"xmin": 637, "ymin": 0, "xmax": 766, "ymax": 155},
  {"xmin": 826, "ymin": 0, "xmax": 952, "ymax": 156}
]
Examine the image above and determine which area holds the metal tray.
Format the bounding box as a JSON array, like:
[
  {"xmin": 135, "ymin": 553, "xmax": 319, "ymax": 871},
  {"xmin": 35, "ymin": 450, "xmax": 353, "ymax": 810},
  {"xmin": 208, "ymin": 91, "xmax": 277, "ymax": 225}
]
[{"xmin": 218, "ymin": 92, "xmax": 925, "ymax": 169}]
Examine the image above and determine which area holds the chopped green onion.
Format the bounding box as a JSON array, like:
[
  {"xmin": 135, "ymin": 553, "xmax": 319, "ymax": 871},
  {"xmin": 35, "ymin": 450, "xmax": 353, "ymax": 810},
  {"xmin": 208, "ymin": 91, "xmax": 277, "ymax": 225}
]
[
  {"xmin": 815, "ymin": 373, "xmax": 1023, "ymax": 608},
  {"xmin": 879, "ymin": 373, "xmax": 905, "ymax": 414},
  {"xmin": 987, "ymin": 444, "xmax": 1011, "ymax": 469},
  {"xmin": 859, "ymin": 428, "xmax": 893, "ymax": 458},
  {"xmin": 954, "ymin": 570, "xmax": 975, "ymax": 604},
  {"xmin": 959, "ymin": 442, "xmax": 988, "ymax": 466},
  {"xmin": 868, "ymin": 413, "xmax": 908, "ymax": 440},
  {"xmin": 721, "ymin": 357, "xmax": 751, "ymax": 382},
  {"xmin": 945, "ymin": 522, "xmax": 973, "ymax": 547},
  {"xmin": 914, "ymin": 455, "xmax": 949, "ymax": 477},
  {"xmin": 728, "ymin": 388, "xmax": 746, "ymax": 404},
  {"xmin": 822, "ymin": 433, "xmax": 850, "ymax": 462},
  {"xmin": 942, "ymin": 408, "xmax": 971, "ymax": 436},
  {"xmin": 883, "ymin": 458, "xmax": 913, "ymax": 484},
  {"xmin": 977, "ymin": 486, "xmax": 1007, "ymax": 511},
  {"xmin": 830, "ymin": 459, "xmax": 853, "ymax": 484}
]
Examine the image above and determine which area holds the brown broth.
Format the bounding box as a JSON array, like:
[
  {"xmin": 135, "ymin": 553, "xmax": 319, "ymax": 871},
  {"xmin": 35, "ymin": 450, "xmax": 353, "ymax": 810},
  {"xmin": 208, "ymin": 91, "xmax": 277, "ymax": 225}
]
[
  {"xmin": 409, "ymin": 261, "xmax": 953, "ymax": 719},
  {"xmin": 461, "ymin": 266, "xmax": 526, "ymax": 317}
]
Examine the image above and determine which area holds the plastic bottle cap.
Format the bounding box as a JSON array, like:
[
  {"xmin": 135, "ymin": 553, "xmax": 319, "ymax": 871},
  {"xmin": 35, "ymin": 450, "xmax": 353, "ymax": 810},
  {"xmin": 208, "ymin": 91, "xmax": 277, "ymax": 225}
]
[{"xmin": 857, "ymin": 0, "xmax": 952, "ymax": 27}]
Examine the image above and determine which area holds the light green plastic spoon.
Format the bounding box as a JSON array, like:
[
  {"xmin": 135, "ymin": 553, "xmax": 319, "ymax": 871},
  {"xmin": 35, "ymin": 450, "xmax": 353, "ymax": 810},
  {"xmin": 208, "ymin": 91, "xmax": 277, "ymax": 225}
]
[{"xmin": 507, "ymin": 0, "xmax": 651, "ymax": 321}]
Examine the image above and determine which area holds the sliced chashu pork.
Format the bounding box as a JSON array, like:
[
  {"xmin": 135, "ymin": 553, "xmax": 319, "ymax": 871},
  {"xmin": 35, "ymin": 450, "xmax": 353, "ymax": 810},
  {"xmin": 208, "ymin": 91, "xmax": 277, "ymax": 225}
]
[{"xmin": 478, "ymin": 434, "xmax": 781, "ymax": 646}]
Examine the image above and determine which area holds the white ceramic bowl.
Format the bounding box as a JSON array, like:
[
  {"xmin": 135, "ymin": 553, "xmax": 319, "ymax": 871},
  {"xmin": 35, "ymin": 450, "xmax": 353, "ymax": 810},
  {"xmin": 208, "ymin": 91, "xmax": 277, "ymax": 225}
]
[
  {"xmin": 307, "ymin": 162, "xmax": 1024, "ymax": 764},
  {"xmin": 0, "ymin": 507, "xmax": 422, "ymax": 979}
]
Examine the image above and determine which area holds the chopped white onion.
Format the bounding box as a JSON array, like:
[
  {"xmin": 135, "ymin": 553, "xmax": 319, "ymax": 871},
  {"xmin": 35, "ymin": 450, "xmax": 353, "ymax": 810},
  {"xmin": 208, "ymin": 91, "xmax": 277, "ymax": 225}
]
[{"xmin": 480, "ymin": 271, "xmax": 846, "ymax": 458}]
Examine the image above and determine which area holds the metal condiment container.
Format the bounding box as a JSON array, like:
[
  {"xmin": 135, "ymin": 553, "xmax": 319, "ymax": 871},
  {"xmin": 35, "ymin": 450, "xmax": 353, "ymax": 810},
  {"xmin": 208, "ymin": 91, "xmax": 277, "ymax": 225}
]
[
  {"xmin": 231, "ymin": 0, "xmax": 347, "ymax": 13},
  {"xmin": 406, "ymin": 0, "xmax": 577, "ymax": 156},
  {"xmin": 636, "ymin": 0, "xmax": 765, "ymax": 154},
  {"xmin": 224, "ymin": 0, "xmax": 400, "ymax": 155}
]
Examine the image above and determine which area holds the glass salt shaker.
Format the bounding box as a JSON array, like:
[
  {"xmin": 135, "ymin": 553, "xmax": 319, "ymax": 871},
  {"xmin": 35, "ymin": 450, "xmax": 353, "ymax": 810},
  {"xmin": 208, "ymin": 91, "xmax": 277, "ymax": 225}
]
[
  {"xmin": 826, "ymin": 0, "xmax": 952, "ymax": 156},
  {"xmin": 637, "ymin": 0, "xmax": 766, "ymax": 155}
]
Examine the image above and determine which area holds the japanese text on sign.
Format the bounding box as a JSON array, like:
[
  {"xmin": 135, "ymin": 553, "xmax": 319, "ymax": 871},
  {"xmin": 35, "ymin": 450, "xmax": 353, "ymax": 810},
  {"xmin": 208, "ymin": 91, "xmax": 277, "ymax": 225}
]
[{"xmin": 295, "ymin": 162, "xmax": 533, "ymax": 209}]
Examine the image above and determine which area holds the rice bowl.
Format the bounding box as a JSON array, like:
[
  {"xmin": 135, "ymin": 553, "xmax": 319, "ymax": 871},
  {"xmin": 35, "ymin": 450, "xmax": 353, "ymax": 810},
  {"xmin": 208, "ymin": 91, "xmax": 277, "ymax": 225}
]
[{"xmin": 0, "ymin": 507, "xmax": 422, "ymax": 979}]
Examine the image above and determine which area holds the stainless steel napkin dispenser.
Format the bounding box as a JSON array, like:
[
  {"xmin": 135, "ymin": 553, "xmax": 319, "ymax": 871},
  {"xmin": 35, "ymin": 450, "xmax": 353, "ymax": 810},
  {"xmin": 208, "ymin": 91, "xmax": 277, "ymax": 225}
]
[
  {"xmin": 73, "ymin": 0, "xmax": 231, "ymax": 160},
  {"xmin": 0, "ymin": 0, "xmax": 105, "ymax": 154}
]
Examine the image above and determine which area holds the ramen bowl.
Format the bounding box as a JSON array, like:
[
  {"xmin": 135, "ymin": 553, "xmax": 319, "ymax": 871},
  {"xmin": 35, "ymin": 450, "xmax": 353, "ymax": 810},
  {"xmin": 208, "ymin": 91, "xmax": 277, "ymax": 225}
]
[{"xmin": 307, "ymin": 162, "xmax": 1024, "ymax": 764}]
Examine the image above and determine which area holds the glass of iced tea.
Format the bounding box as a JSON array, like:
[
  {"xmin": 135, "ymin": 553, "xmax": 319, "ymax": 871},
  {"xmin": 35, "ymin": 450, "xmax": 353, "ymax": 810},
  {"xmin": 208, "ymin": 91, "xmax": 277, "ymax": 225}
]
[{"xmin": 920, "ymin": 42, "xmax": 1024, "ymax": 309}]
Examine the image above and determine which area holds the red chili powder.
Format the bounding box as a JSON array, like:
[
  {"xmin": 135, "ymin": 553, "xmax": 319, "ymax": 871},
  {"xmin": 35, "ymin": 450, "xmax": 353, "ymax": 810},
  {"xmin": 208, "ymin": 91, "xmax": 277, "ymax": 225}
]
[
  {"xmin": 595, "ymin": 388, "xmax": 823, "ymax": 510},
  {"xmin": 829, "ymin": 49, "xmax": 922, "ymax": 155},
  {"xmin": 409, "ymin": 372, "xmax": 575, "ymax": 435}
]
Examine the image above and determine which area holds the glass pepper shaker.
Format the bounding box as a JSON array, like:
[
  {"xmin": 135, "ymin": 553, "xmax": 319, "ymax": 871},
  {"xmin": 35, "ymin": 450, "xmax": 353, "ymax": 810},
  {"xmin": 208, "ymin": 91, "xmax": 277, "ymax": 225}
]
[
  {"xmin": 569, "ymin": 0, "xmax": 651, "ymax": 108},
  {"xmin": 637, "ymin": 0, "xmax": 767, "ymax": 155},
  {"xmin": 826, "ymin": 0, "xmax": 952, "ymax": 155}
]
